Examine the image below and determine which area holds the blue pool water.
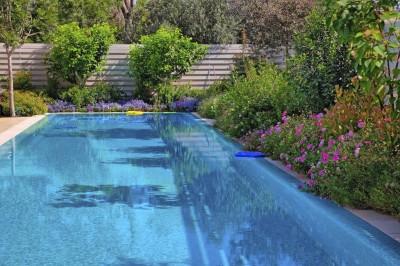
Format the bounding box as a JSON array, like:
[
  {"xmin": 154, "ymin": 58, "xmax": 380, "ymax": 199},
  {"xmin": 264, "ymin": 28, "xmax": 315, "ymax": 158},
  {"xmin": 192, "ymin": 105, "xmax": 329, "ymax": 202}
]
[{"xmin": 0, "ymin": 113, "xmax": 399, "ymax": 265}]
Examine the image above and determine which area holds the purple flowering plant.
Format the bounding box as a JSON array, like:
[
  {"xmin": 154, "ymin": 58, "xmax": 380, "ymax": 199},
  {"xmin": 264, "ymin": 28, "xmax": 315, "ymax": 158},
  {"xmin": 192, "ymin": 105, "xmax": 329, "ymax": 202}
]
[
  {"xmin": 169, "ymin": 97, "xmax": 199, "ymax": 112},
  {"xmin": 47, "ymin": 100, "xmax": 76, "ymax": 113},
  {"xmin": 47, "ymin": 97, "xmax": 199, "ymax": 113}
]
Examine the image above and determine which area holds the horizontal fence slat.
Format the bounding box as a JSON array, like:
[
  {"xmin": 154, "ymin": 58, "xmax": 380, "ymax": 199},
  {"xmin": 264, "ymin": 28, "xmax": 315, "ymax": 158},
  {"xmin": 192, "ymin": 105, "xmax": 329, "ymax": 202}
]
[{"xmin": 0, "ymin": 43, "xmax": 287, "ymax": 91}]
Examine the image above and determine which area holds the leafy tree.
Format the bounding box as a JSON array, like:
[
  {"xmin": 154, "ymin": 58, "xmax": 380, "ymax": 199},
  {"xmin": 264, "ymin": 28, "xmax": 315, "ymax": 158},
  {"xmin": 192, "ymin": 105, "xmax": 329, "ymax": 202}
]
[
  {"xmin": 0, "ymin": 0, "xmax": 37, "ymax": 116},
  {"xmin": 30, "ymin": 0, "xmax": 59, "ymax": 43},
  {"xmin": 126, "ymin": 0, "xmax": 242, "ymax": 44},
  {"xmin": 46, "ymin": 23, "xmax": 115, "ymax": 87},
  {"xmin": 128, "ymin": 27, "xmax": 208, "ymax": 100},
  {"xmin": 287, "ymin": 6, "xmax": 355, "ymax": 113},
  {"xmin": 323, "ymin": 0, "xmax": 400, "ymax": 112},
  {"xmin": 113, "ymin": 0, "xmax": 148, "ymax": 43},
  {"xmin": 58, "ymin": 0, "xmax": 114, "ymax": 29},
  {"xmin": 239, "ymin": 0, "xmax": 316, "ymax": 55},
  {"xmin": 176, "ymin": 0, "xmax": 242, "ymax": 44}
]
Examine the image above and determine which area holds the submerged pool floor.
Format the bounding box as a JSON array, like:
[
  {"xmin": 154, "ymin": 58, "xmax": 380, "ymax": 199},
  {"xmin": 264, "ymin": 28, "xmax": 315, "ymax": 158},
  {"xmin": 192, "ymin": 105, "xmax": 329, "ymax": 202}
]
[{"xmin": 0, "ymin": 114, "xmax": 399, "ymax": 265}]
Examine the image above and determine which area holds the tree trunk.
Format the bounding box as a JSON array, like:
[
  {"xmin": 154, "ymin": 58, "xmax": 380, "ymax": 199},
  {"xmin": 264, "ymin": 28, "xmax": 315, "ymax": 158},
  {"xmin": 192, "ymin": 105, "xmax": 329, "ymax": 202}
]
[
  {"xmin": 121, "ymin": 0, "xmax": 136, "ymax": 43},
  {"xmin": 6, "ymin": 47, "xmax": 16, "ymax": 117},
  {"xmin": 124, "ymin": 13, "xmax": 134, "ymax": 43}
]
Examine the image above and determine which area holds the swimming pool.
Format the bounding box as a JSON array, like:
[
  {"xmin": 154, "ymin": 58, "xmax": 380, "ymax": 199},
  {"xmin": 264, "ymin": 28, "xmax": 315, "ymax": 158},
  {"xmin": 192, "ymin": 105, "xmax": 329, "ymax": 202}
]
[{"xmin": 0, "ymin": 113, "xmax": 399, "ymax": 265}]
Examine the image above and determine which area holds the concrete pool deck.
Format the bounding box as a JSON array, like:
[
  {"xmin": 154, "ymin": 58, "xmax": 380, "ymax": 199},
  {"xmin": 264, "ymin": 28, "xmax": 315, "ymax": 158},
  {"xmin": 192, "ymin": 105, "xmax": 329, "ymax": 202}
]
[
  {"xmin": 1, "ymin": 114, "xmax": 400, "ymax": 243},
  {"xmin": 0, "ymin": 115, "xmax": 46, "ymax": 146}
]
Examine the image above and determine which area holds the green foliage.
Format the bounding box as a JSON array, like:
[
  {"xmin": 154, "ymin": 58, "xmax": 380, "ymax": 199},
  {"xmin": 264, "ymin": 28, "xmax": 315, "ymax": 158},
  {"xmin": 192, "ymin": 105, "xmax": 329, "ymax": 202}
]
[
  {"xmin": 204, "ymin": 80, "xmax": 232, "ymax": 97},
  {"xmin": 0, "ymin": 91, "xmax": 48, "ymax": 116},
  {"xmin": 240, "ymin": 0, "xmax": 315, "ymax": 54},
  {"xmin": 0, "ymin": 0, "xmax": 40, "ymax": 116},
  {"xmin": 13, "ymin": 69, "xmax": 33, "ymax": 91},
  {"xmin": 197, "ymin": 79, "xmax": 233, "ymax": 119},
  {"xmin": 243, "ymin": 91, "xmax": 400, "ymax": 217},
  {"xmin": 60, "ymin": 83, "xmax": 125, "ymax": 108},
  {"xmin": 60, "ymin": 86, "xmax": 94, "ymax": 109},
  {"xmin": 287, "ymin": 6, "xmax": 355, "ymax": 113},
  {"xmin": 46, "ymin": 23, "xmax": 115, "ymax": 87},
  {"xmin": 0, "ymin": 0, "xmax": 33, "ymax": 47},
  {"xmin": 153, "ymin": 84, "xmax": 205, "ymax": 105},
  {"xmin": 214, "ymin": 61, "xmax": 306, "ymax": 137},
  {"xmin": 323, "ymin": 90, "xmax": 400, "ymax": 155},
  {"xmin": 90, "ymin": 83, "xmax": 126, "ymax": 103},
  {"xmin": 45, "ymin": 77, "xmax": 64, "ymax": 99},
  {"xmin": 324, "ymin": 0, "xmax": 400, "ymax": 112},
  {"xmin": 197, "ymin": 96, "xmax": 219, "ymax": 119},
  {"xmin": 58, "ymin": 0, "xmax": 114, "ymax": 29},
  {"xmin": 126, "ymin": 0, "xmax": 242, "ymax": 44},
  {"xmin": 30, "ymin": 0, "xmax": 59, "ymax": 43},
  {"xmin": 128, "ymin": 27, "xmax": 208, "ymax": 100}
]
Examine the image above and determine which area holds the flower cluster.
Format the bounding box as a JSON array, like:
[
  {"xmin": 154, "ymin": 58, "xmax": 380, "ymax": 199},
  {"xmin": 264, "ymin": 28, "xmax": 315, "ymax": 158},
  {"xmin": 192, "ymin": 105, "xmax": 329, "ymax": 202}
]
[
  {"xmin": 169, "ymin": 97, "xmax": 199, "ymax": 112},
  {"xmin": 88, "ymin": 100, "xmax": 153, "ymax": 112},
  {"xmin": 47, "ymin": 100, "xmax": 76, "ymax": 113},
  {"xmin": 122, "ymin": 100, "xmax": 153, "ymax": 111},
  {"xmin": 244, "ymin": 110, "xmax": 378, "ymax": 189},
  {"xmin": 47, "ymin": 97, "xmax": 200, "ymax": 113}
]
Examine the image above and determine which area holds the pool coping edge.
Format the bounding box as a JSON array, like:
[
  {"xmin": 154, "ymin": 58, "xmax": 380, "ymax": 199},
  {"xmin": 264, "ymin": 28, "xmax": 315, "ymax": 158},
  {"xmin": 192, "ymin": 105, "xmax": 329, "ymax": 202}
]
[{"xmin": 0, "ymin": 115, "xmax": 47, "ymax": 146}]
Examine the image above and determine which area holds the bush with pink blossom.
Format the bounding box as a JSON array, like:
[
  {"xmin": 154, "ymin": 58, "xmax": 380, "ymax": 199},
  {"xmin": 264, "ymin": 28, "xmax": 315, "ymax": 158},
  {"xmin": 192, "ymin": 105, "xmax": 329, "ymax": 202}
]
[{"xmin": 243, "ymin": 91, "xmax": 400, "ymax": 217}]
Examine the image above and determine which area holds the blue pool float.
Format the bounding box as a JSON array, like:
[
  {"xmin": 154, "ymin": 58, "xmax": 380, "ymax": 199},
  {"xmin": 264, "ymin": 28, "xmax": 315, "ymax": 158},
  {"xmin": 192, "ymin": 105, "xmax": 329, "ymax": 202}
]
[{"xmin": 234, "ymin": 151, "xmax": 266, "ymax": 158}]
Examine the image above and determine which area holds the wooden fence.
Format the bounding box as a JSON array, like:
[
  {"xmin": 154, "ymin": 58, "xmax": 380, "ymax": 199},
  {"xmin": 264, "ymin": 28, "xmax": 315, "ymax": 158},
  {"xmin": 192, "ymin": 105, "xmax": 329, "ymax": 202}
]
[{"xmin": 0, "ymin": 43, "xmax": 287, "ymax": 92}]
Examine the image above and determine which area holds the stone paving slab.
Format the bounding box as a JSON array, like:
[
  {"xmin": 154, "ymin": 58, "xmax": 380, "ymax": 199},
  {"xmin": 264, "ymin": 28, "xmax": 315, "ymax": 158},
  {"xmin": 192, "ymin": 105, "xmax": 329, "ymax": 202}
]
[{"xmin": 0, "ymin": 115, "xmax": 46, "ymax": 146}]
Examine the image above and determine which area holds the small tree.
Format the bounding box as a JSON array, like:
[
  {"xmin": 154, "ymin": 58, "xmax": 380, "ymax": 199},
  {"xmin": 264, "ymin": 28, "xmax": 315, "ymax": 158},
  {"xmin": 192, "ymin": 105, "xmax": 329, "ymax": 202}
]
[
  {"xmin": 240, "ymin": 0, "xmax": 315, "ymax": 56},
  {"xmin": 128, "ymin": 26, "xmax": 208, "ymax": 99},
  {"xmin": 122, "ymin": 0, "xmax": 242, "ymax": 44},
  {"xmin": 324, "ymin": 0, "xmax": 400, "ymax": 112},
  {"xmin": 46, "ymin": 23, "xmax": 115, "ymax": 87},
  {"xmin": 58, "ymin": 0, "xmax": 115, "ymax": 29},
  {"xmin": 287, "ymin": 6, "xmax": 355, "ymax": 113},
  {"xmin": 113, "ymin": 0, "xmax": 148, "ymax": 43},
  {"xmin": 0, "ymin": 0, "xmax": 36, "ymax": 117}
]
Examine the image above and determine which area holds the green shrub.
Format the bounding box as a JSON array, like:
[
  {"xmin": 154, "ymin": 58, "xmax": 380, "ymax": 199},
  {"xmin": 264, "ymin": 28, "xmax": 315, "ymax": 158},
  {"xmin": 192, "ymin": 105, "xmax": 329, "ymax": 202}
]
[
  {"xmin": 128, "ymin": 26, "xmax": 208, "ymax": 101},
  {"xmin": 0, "ymin": 75, "xmax": 7, "ymax": 89},
  {"xmin": 287, "ymin": 6, "xmax": 354, "ymax": 113},
  {"xmin": 197, "ymin": 96, "xmax": 219, "ymax": 119},
  {"xmin": 90, "ymin": 83, "xmax": 125, "ymax": 103},
  {"xmin": 0, "ymin": 91, "xmax": 48, "ymax": 116},
  {"xmin": 14, "ymin": 69, "xmax": 33, "ymax": 90},
  {"xmin": 214, "ymin": 61, "xmax": 306, "ymax": 137},
  {"xmin": 203, "ymin": 80, "xmax": 232, "ymax": 98},
  {"xmin": 60, "ymin": 86, "xmax": 95, "ymax": 109},
  {"xmin": 60, "ymin": 83, "xmax": 125, "ymax": 108},
  {"xmin": 154, "ymin": 83, "xmax": 205, "ymax": 106},
  {"xmin": 46, "ymin": 23, "xmax": 115, "ymax": 87},
  {"xmin": 45, "ymin": 77, "xmax": 64, "ymax": 99}
]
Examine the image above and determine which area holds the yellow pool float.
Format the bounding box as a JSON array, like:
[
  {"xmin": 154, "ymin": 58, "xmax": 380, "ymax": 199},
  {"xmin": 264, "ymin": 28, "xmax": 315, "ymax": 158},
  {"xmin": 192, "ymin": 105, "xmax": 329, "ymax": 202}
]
[{"xmin": 126, "ymin": 111, "xmax": 144, "ymax": 115}]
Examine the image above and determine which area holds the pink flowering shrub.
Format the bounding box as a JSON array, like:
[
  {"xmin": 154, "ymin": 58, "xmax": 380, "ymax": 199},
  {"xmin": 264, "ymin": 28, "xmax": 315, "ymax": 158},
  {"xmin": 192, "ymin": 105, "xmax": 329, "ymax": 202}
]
[{"xmin": 243, "ymin": 92, "xmax": 400, "ymax": 217}]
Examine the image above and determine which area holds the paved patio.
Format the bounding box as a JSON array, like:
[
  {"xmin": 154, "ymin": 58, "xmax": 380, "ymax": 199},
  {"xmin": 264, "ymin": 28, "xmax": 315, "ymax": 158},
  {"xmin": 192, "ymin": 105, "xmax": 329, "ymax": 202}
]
[{"xmin": 0, "ymin": 115, "xmax": 46, "ymax": 146}]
